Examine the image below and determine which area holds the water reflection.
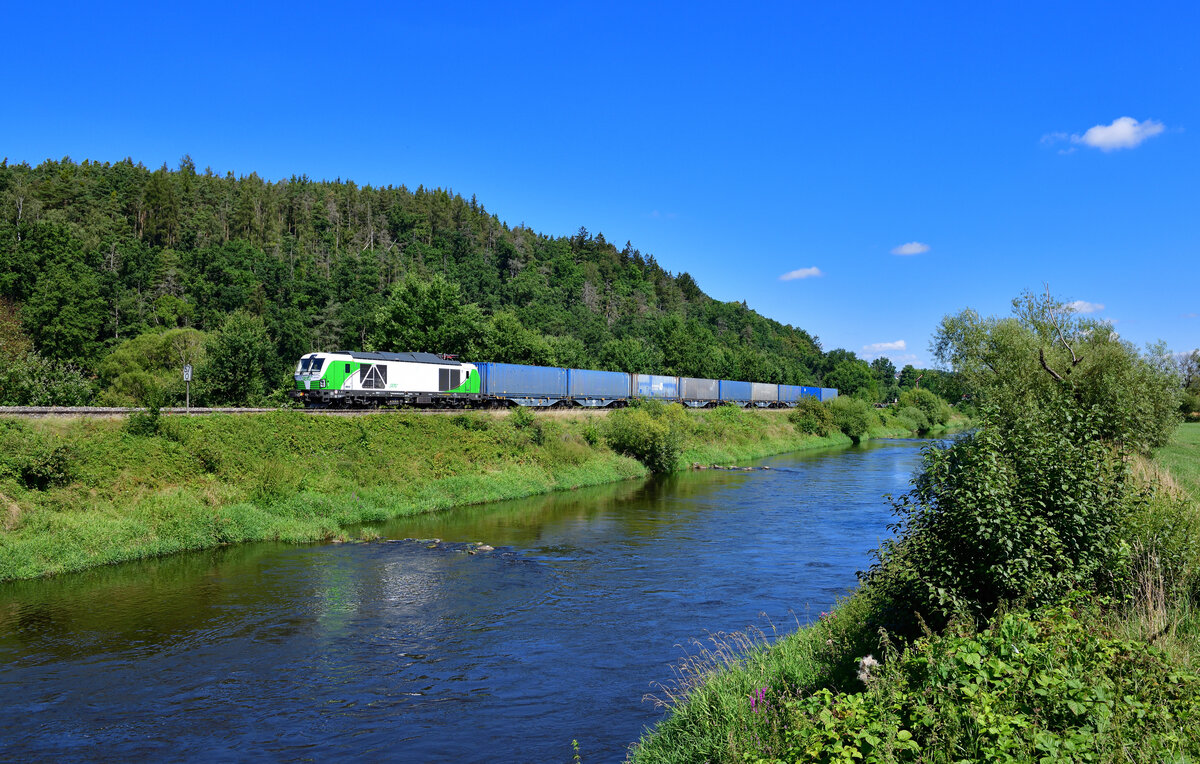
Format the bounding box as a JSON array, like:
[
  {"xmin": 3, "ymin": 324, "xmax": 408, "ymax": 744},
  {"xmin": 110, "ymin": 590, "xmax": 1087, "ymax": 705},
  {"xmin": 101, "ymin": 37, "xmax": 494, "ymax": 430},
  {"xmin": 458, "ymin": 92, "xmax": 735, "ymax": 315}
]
[{"xmin": 0, "ymin": 439, "xmax": 928, "ymax": 761}]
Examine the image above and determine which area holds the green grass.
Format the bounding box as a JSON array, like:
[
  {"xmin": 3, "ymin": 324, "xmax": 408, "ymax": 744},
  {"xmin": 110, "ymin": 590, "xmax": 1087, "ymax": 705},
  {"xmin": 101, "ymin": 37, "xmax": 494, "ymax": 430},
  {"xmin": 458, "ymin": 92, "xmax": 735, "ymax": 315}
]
[{"xmin": 1156, "ymin": 421, "xmax": 1200, "ymax": 501}]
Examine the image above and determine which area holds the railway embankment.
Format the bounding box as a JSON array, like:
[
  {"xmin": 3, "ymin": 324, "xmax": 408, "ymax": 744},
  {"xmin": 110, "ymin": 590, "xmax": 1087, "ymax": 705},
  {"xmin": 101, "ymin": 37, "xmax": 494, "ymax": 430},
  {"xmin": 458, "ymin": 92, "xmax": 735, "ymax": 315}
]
[{"xmin": 0, "ymin": 405, "xmax": 955, "ymax": 582}]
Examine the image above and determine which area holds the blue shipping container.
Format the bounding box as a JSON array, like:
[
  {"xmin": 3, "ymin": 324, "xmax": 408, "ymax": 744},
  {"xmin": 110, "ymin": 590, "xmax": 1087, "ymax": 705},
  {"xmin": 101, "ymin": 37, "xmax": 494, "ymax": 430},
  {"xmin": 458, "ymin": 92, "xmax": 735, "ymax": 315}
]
[
  {"xmin": 819, "ymin": 387, "xmax": 839, "ymax": 401},
  {"xmin": 477, "ymin": 362, "xmax": 567, "ymax": 397},
  {"xmin": 568, "ymin": 368, "xmax": 631, "ymax": 400},
  {"xmin": 778, "ymin": 384, "xmax": 802, "ymax": 403},
  {"xmin": 719, "ymin": 379, "xmax": 753, "ymax": 401},
  {"xmin": 634, "ymin": 374, "xmax": 680, "ymax": 400},
  {"xmin": 801, "ymin": 386, "xmax": 821, "ymax": 399}
]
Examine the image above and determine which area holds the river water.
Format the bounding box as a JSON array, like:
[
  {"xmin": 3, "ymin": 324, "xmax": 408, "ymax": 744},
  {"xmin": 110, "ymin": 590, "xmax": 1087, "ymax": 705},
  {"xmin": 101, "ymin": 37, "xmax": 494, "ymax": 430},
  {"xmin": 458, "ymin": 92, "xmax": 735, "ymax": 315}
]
[{"xmin": 0, "ymin": 439, "xmax": 929, "ymax": 762}]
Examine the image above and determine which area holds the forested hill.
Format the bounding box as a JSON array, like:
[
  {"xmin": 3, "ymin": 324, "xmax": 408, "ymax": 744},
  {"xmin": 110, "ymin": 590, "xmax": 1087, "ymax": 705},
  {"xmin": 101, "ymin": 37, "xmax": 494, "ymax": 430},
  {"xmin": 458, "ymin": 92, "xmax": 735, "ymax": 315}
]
[{"xmin": 0, "ymin": 156, "xmax": 890, "ymax": 405}]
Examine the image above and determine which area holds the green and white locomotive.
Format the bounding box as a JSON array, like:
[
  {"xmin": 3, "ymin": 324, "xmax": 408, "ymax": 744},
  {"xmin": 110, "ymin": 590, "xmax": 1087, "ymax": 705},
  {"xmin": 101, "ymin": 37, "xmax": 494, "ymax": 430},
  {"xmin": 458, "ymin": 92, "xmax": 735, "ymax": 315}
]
[{"xmin": 292, "ymin": 351, "xmax": 479, "ymax": 408}]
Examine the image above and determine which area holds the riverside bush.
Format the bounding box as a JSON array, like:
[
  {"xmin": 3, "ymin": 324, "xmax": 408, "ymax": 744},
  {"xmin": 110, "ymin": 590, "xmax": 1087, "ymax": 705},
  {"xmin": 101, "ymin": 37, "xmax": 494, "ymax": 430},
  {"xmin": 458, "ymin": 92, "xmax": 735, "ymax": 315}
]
[
  {"xmin": 898, "ymin": 388, "xmax": 951, "ymax": 427},
  {"xmin": 787, "ymin": 397, "xmax": 834, "ymax": 436},
  {"xmin": 869, "ymin": 403, "xmax": 1142, "ymax": 633},
  {"xmin": 829, "ymin": 397, "xmax": 878, "ymax": 442},
  {"xmin": 761, "ymin": 602, "xmax": 1200, "ymax": 764},
  {"xmin": 605, "ymin": 400, "xmax": 688, "ymax": 473},
  {"xmin": 894, "ymin": 405, "xmax": 930, "ymax": 434},
  {"xmin": 0, "ymin": 421, "xmax": 76, "ymax": 490}
]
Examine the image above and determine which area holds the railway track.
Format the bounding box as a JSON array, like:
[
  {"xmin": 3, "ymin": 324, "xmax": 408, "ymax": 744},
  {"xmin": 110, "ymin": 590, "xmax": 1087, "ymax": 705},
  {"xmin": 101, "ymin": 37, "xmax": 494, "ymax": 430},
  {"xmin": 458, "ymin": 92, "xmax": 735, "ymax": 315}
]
[{"xmin": 0, "ymin": 406, "xmax": 620, "ymax": 418}]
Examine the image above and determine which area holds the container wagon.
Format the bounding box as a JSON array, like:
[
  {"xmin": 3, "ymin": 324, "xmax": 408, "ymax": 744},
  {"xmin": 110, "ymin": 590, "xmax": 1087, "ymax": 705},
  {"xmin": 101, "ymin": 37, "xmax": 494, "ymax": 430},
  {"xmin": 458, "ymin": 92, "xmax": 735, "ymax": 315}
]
[
  {"xmin": 750, "ymin": 382, "xmax": 778, "ymax": 407},
  {"xmin": 633, "ymin": 374, "xmax": 680, "ymax": 400},
  {"xmin": 476, "ymin": 362, "xmax": 568, "ymax": 407},
  {"xmin": 680, "ymin": 377, "xmax": 719, "ymax": 407},
  {"xmin": 719, "ymin": 380, "xmax": 753, "ymax": 406},
  {"xmin": 567, "ymin": 368, "xmax": 632, "ymax": 407}
]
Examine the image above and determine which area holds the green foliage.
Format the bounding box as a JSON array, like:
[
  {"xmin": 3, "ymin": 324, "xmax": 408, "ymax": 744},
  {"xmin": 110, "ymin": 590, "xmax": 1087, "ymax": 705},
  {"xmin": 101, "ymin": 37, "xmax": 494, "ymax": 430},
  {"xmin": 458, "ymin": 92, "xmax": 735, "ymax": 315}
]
[
  {"xmin": 123, "ymin": 399, "xmax": 163, "ymax": 438},
  {"xmin": 788, "ymin": 396, "xmax": 834, "ymax": 436},
  {"xmin": 0, "ymin": 352, "xmax": 95, "ymax": 406},
  {"xmin": 870, "ymin": 404, "xmax": 1141, "ymax": 632},
  {"xmin": 934, "ymin": 290, "xmax": 1179, "ymax": 452},
  {"xmin": 18, "ymin": 225, "xmax": 106, "ymax": 365},
  {"xmin": 764, "ymin": 603, "xmax": 1200, "ymax": 764},
  {"xmin": 825, "ymin": 359, "xmax": 878, "ymax": 401},
  {"xmin": 605, "ymin": 400, "xmax": 689, "ymax": 473},
  {"xmin": 897, "ymin": 388, "xmax": 950, "ymax": 428},
  {"xmin": 893, "ymin": 405, "xmax": 930, "ymax": 434},
  {"xmin": 0, "ymin": 420, "xmax": 76, "ymax": 490},
  {"xmin": 199, "ymin": 311, "xmax": 275, "ymax": 405},
  {"xmin": 829, "ymin": 397, "xmax": 878, "ymax": 442},
  {"xmin": 97, "ymin": 328, "xmax": 206, "ymax": 406},
  {"xmin": 371, "ymin": 272, "xmax": 489, "ymax": 357}
]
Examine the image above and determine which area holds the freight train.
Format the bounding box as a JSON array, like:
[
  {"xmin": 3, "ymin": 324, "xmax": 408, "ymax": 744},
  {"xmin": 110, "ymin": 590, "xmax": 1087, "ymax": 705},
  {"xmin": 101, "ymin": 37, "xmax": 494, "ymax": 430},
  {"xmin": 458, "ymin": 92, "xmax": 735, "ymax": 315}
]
[{"xmin": 291, "ymin": 350, "xmax": 838, "ymax": 409}]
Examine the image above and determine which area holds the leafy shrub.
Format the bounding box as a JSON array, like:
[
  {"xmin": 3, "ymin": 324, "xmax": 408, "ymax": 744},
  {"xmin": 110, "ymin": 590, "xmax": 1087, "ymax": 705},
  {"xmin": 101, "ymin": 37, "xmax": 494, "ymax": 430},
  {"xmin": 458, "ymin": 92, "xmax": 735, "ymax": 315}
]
[
  {"xmin": 508, "ymin": 405, "xmax": 535, "ymax": 429},
  {"xmin": 0, "ymin": 352, "xmax": 95, "ymax": 406},
  {"xmin": 124, "ymin": 407, "xmax": 161, "ymax": 437},
  {"xmin": 582, "ymin": 421, "xmax": 601, "ymax": 446},
  {"xmin": 787, "ymin": 397, "xmax": 834, "ymax": 437},
  {"xmin": 894, "ymin": 405, "xmax": 930, "ymax": 434},
  {"xmin": 605, "ymin": 400, "xmax": 687, "ymax": 473},
  {"xmin": 767, "ymin": 602, "xmax": 1200, "ymax": 764},
  {"xmin": 0, "ymin": 421, "xmax": 76, "ymax": 490},
  {"xmin": 869, "ymin": 403, "xmax": 1141, "ymax": 632},
  {"xmin": 828, "ymin": 397, "xmax": 877, "ymax": 442},
  {"xmin": 1180, "ymin": 388, "xmax": 1200, "ymax": 418},
  {"xmin": 451, "ymin": 413, "xmax": 491, "ymax": 432},
  {"xmin": 898, "ymin": 387, "xmax": 951, "ymax": 427}
]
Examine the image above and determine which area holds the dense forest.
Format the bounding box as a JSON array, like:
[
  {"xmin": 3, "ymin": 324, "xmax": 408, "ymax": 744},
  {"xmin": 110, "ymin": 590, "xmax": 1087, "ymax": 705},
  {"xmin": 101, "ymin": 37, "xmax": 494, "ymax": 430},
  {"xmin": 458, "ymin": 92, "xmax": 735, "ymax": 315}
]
[{"xmin": 0, "ymin": 156, "xmax": 952, "ymax": 405}]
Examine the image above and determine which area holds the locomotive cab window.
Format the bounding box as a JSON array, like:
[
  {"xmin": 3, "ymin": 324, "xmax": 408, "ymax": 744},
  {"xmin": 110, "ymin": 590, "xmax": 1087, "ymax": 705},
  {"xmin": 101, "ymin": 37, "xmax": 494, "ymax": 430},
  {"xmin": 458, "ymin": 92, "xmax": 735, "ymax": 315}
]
[{"xmin": 311, "ymin": 358, "xmax": 324, "ymax": 372}]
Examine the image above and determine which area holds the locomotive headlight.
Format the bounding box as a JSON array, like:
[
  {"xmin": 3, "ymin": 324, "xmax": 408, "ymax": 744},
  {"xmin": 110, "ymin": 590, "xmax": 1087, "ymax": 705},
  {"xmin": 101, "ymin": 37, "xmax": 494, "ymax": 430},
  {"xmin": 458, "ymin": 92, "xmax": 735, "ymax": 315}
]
[{"xmin": 320, "ymin": 379, "xmax": 327, "ymax": 388}]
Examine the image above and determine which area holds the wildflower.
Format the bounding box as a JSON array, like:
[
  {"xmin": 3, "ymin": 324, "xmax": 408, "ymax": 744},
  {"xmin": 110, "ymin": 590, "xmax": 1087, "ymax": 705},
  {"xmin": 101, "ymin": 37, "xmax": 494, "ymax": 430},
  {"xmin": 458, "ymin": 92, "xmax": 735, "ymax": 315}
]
[
  {"xmin": 749, "ymin": 686, "xmax": 769, "ymax": 713},
  {"xmin": 857, "ymin": 654, "xmax": 880, "ymax": 685}
]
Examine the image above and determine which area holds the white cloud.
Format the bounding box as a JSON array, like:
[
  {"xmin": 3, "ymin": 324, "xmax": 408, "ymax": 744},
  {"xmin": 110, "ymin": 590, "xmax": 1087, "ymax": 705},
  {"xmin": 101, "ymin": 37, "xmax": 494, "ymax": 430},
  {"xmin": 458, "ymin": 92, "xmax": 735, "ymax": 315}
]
[
  {"xmin": 863, "ymin": 340, "xmax": 907, "ymax": 353},
  {"xmin": 779, "ymin": 267, "xmax": 823, "ymax": 281},
  {"xmin": 1068, "ymin": 300, "xmax": 1105, "ymax": 314},
  {"xmin": 1076, "ymin": 117, "xmax": 1165, "ymax": 151},
  {"xmin": 890, "ymin": 242, "xmax": 930, "ymax": 256},
  {"xmin": 1044, "ymin": 117, "xmax": 1166, "ymax": 152},
  {"xmin": 1183, "ymin": 313, "xmax": 1198, "ymax": 319}
]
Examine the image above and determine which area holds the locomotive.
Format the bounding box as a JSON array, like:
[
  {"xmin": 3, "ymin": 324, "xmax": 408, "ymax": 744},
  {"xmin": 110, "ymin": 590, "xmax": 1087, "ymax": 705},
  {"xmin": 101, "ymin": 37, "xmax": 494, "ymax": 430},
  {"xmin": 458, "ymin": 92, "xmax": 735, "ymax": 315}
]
[{"xmin": 291, "ymin": 350, "xmax": 838, "ymax": 409}]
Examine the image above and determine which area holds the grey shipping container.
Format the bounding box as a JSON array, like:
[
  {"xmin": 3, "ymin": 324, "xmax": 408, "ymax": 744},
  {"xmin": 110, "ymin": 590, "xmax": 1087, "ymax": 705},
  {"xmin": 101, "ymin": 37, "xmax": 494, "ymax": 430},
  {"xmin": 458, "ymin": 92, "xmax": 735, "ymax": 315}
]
[
  {"xmin": 778, "ymin": 384, "xmax": 803, "ymax": 404},
  {"xmin": 633, "ymin": 374, "xmax": 679, "ymax": 400},
  {"xmin": 568, "ymin": 368, "xmax": 631, "ymax": 402},
  {"xmin": 819, "ymin": 387, "xmax": 839, "ymax": 401},
  {"xmin": 719, "ymin": 380, "xmax": 753, "ymax": 401},
  {"xmin": 750, "ymin": 382, "xmax": 777, "ymax": 403},
  {"xmin": 476, "ymin": 362, "xmax": 567, "ymax": 398},
  {"xmin": 680, "ymin": 377, "xmax": 719, "ymax": 401}
]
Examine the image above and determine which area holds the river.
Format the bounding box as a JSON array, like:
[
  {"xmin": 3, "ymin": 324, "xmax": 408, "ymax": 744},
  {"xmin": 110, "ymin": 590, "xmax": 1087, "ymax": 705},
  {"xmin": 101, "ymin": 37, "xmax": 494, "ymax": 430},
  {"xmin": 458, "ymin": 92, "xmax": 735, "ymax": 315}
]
[{"xmin": 0, "ymin": 438, "xmax": 930, "ymax": 762}]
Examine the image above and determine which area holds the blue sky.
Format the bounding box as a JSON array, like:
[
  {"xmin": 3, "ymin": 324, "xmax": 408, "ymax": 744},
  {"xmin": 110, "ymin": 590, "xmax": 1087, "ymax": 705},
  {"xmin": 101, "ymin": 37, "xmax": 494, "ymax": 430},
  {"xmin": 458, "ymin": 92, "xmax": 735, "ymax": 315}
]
[{"xmin": 4, "ymin": 1, "xmax": 1197, "ymax": 367}]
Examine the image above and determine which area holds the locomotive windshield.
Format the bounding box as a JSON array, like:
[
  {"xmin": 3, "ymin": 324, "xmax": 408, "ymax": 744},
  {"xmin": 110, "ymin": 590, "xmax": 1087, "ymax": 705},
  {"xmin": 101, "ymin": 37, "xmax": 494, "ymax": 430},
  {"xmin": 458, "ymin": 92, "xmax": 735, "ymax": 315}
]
[{"xmin": 296, "ymin": 357, "xmax": 325, "ymax": 374}]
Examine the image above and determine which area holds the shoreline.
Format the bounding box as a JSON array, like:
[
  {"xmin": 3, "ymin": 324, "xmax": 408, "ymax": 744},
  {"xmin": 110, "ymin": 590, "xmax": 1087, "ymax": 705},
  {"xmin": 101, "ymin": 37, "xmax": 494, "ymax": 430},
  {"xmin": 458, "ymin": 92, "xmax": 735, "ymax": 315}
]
[{"xmin": 0, "ymin": 408, "xmax": 948, "ymax": 583}]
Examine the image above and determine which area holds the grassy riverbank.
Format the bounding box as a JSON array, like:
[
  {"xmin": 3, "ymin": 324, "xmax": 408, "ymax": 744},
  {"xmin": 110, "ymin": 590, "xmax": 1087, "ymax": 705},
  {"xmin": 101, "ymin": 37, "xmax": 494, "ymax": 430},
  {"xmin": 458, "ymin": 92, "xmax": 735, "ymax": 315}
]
[
  {"xmin": 0, "ymin": 406, "xmax": 937, "ymax": 582},
  {"xmin": 629, "ymin": 422, "xmax": 1200, "ymax": 763}
]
